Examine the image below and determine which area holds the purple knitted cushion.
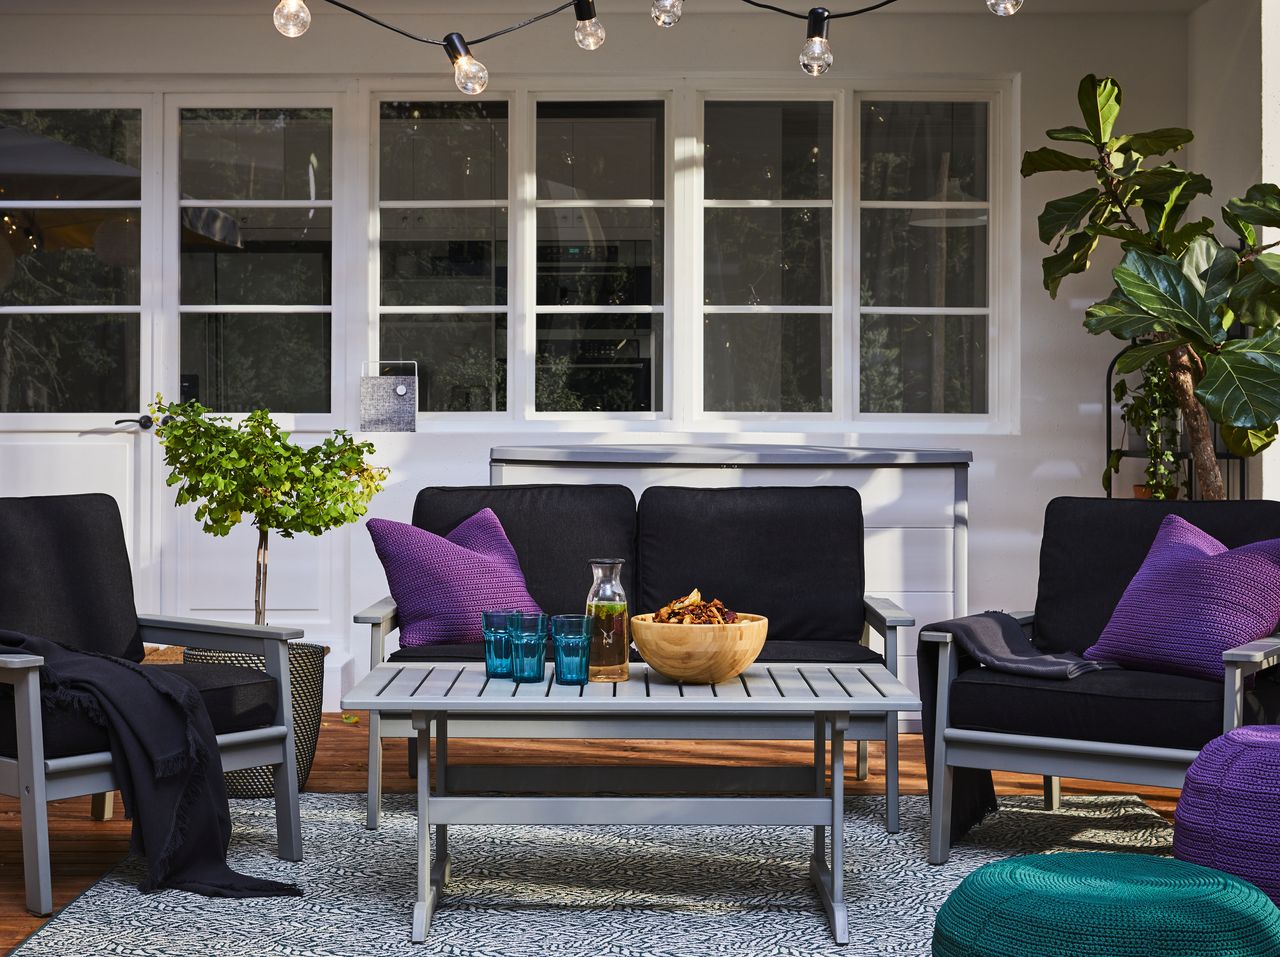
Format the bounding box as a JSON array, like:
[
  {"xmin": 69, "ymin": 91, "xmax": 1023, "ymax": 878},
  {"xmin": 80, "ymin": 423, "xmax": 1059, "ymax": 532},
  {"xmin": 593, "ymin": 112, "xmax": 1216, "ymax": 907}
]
[
  {"xmin": 1083, "ymin": 514, "xmax": 1280, "ymax": 680},
  {"xmin": 367, "ymin": 510, "xmax": 541, "ymax": 647},
  {"xmin": 1175, "ymin": 725, "xmax": 1280, "ymax": 904}
]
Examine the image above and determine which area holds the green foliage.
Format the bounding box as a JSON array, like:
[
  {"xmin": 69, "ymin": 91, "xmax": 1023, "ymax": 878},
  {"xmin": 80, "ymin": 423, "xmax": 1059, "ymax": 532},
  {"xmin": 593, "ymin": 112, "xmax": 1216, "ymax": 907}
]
[
  {"xmin": 1025, "ymin": 73, "xmax": 1280, "ymax": 460},
  {"xmin": 150, "ymin": 397, "xmax": 387, "ymax": 539},
  {"xmin": 1104, "ymin": 363, "xmax": 1183, "ymax": 500}
]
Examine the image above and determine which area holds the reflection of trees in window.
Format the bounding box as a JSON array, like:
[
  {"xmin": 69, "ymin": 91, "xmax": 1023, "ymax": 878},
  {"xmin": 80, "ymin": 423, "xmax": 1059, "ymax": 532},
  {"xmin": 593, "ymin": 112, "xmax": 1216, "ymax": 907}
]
[
  {"xmin": 380, "ymin": 314, "xmax": 506, "ymax": 413},
  {"xmin": 179, "ymin": 108, "xmax": 332, "ymax": 201},
  {"xmin": 860, "ymin": 314, "xmax": 987, "ymax": 414}
]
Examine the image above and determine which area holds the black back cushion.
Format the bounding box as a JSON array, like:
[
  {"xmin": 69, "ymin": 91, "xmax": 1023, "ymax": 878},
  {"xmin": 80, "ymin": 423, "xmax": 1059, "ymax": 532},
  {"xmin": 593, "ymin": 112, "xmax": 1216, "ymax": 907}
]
[
  {"xmin": 637, "ymin": 486, "xmax": 865, "ymax": 642},
  {"xmin": 412, "ymin": 485, "xmax": 638, "ymax": 617},
  {"xmin": 0, "ymin": 493, "xmax": 144, "ymax": 661},
  {"xmin": 1034, "ymin": 496, "xmax": 1280, "ymax": 655}
]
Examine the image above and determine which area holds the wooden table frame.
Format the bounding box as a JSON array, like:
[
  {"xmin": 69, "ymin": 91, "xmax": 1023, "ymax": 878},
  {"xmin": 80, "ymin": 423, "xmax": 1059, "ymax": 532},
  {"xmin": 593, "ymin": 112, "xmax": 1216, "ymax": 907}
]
[{"xmin": 343, "ymin": 661, "xmax": 920, "ymax": 945}]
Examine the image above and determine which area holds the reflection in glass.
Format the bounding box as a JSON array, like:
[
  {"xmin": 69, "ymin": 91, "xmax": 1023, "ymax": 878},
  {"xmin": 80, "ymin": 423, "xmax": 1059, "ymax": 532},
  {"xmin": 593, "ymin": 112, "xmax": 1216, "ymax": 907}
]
[
  {"xmin": 704, "ymin": 208, "xmax": 831, "ymax": 306},
  {"xmin": 703, "ymin": 313, "xmax": 831, "ymax": 413},
  {"xmin": 179, "ymin": 108, "xmax": 332, "ymax": 201},
  {"xmin": 536, "ymin": 208, "xmax": 662, "ymax": 306},
  {"xmin": 0, "ymin": 210, "xmax": 139, "ymax": 306},
  {"xmin": 860, "ymin": 313, "xmax": 987, "ymax": 414},
  {"xmin": 536, "ymin": 101, "xmax": 664, "ymax": 200},
  {"xmin": 381, "ymin": 208, "xmax": 507, "ymax": 307},
  {"xmin": 181, "ymin": 312, "xmax": 330, "ymax": 413},
  {"xmin": 380, "ymin": 313, "xmax": 506, "ymax": 412},
  {"xmin": 860, "ymin": 209, "xmax": 987, "ymax": 308},
  {"xmin": 0, "ymin": 314, "xmax": 139, "ymax": 412},
  {"xmin": 0, "ymin": 109, "xmax": 142, "ymax": 201},
  {"xmin": 181, "ymin": 207, "xmax": 331, "ymax": 306},
  {"xmin": 861, "ymin": 101, "xmax": 988, "ymax": 203},
  {"xmin": 704, "ymin": 102, "xmax": 832, "ymax": 201},
  {"xmin": 535, "ymin": 314, "xmax": 662, "ymax": 412},
  {"xmin": 380, "ymin": 101, "xmax": 508, "ymax": 202}
]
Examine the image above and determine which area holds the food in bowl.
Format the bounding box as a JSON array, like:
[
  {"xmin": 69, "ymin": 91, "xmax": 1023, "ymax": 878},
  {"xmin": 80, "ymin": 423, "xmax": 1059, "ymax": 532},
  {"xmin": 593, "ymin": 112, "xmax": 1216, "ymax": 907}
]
[
  {"xmin": 653, "ymin": 589, "xmax": 737, "ymax": 625},
  {"xmin": 631, "ymin": 592, "xmax": 767, "ymax": 684}
]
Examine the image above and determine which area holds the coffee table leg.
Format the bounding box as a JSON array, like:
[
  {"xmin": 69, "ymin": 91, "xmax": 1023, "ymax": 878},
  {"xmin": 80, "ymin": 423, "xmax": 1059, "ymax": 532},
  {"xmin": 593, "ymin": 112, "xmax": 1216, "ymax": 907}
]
[
  {"xmin": 809, "ymin": 713, "xmax": 850, "ymax": 946},
  {"xmin": 412, "ymin": 722, "xmax": 438, "ymax": 943},
  {"xmin": 434, "ymin": 713, "xmax": 452, "ymax": 888},
  {"xmin": 812, "ymin": 715, "xmax": 826, "ymax": 861}
]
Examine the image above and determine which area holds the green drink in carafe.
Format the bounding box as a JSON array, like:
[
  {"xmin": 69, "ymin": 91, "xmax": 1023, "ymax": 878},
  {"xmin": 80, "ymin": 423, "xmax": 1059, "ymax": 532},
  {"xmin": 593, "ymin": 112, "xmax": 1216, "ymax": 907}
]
[{"xmin": 586, "ymin": 559, "xmax": 629, "ymax": 682}]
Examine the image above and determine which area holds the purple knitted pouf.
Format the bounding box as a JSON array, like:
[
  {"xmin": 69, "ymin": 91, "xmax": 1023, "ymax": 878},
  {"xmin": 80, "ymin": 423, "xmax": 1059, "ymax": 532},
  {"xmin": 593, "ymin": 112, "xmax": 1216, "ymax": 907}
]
[{"xmin": 1174, "ymin": 725, "xmax": 1280, "ymax": 904}]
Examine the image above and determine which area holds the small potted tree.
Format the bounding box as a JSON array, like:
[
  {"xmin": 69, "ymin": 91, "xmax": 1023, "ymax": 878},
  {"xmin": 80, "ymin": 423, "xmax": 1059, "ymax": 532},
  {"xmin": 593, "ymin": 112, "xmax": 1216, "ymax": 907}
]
[{"xmin": 1105, "ymin": 362, "xmax": 1183, "ymax": 500}]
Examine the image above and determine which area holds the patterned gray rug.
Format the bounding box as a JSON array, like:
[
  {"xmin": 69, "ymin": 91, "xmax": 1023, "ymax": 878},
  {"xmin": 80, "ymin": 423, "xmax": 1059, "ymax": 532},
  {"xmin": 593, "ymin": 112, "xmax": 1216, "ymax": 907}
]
[{"xmin": 14, "ymin": 792, "xmax": 1171, "ymax": 957}]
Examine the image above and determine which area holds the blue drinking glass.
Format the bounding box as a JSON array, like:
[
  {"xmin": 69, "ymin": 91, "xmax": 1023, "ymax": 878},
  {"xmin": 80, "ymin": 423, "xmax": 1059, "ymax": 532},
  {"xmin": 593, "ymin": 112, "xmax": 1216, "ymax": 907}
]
[
  {"xmin": 551, "ymin": 614, "xmax": 591, "ymax": 686},
  {"xmin": 509, "ymin": 612, "xmax": 548, "ymax": 683},
  {"xmin": 482, "ymin": 610, "xmax": 516, "ymax": 679}
]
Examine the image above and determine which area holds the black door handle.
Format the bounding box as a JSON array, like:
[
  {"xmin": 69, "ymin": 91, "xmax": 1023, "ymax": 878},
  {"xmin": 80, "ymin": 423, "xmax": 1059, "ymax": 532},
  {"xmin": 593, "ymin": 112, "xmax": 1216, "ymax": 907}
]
[{"xmin": 114, "ymin": 415, "xmax": 155, "ymax": 430}]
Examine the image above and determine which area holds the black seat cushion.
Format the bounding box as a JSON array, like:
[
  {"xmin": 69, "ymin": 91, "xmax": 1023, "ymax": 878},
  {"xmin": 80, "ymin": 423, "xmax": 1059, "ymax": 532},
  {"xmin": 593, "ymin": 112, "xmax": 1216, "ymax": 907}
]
[
  {"xmin": 0, "ymin": 661, "xmax": 278, "ymax": 760},
  {"xmin": 412, "ymin": 485, "xmax": 637, "ymax": 617},
  {"xmin": 949, "ymin": 665, "xmax": 1280, "ymax": 751},
  {"xmin": 1034, "ymin": 497, "xmax": 1280, "ymax": 655},
  {"xmin": 637, "ymin": 486, "xmax": 866, "ymax": 643},
  {"xmin": 0, "ymin": 493, "xmax": 144, "ymax": 661},
  {"xmin": 388, "ymin": 637, "xmax": 885, "ymax": 667}
]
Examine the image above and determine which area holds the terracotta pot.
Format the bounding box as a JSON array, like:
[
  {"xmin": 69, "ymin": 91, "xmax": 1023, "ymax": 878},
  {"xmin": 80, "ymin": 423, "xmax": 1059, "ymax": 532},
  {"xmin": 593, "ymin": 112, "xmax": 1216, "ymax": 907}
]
[{"xmin": 1133, "ymin": 484, "xmax": 1178, "ymax": 500}]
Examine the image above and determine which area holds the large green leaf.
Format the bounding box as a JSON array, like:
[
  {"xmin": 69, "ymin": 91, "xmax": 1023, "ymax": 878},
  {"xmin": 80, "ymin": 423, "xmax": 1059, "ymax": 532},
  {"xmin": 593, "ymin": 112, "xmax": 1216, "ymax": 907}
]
[
  {"xmin": 1046, "ymin": 125, "xmax": 1098, "ymax": 145},
  {"xmin": 1230, "ymin": 267, "xmax": 1280, "ymax": 330},
  {"xmin": 1108, "ymin": 128, "xmax": 1193, "ymax": 157},
  {"xmin": 1222, "ymin": 205, "xmax": 1258, "ymax": 246},
  {"xmin": 1129, "ymin": 167, "xmax": 1213, "ymax": 235},
  {"xmin": 1078, "ymin": 74, "xmax": 1123, "ymax": 144},
  {"xmin": 1043, "ymin": 231, "xmax": 1099, "ymax": 298},
  {"xmin": 1203, "ymin": 246, "xmax": 1240, "ymax": 313},
  {"xmin": 1114, "ymin": 337, "xmax": 1190, "ymax": 374},
  {"xmin": 1021, "ymin": 147, "xmax": 1097, "ymax": 177},
  {"xmin": 1038, "ymin": 188, "xmax": 1103, "ymax": 246},
  {"xmin": 1196, "ymin": 351, "xmax": 1280, "ymax": 429},
  {"xmin": 1084, "ymin": 292, "xmax": 1164, "ymax": 338},
  {"xmin": 1225, "ymin": 184, "xmax": 1280, "ymax": 228},
  {"xmin": 1220, "ymin": 423, "xmax": 1279, "ymax": 457},
  {"xmin": 1085, "ymin": 223, "xmax": 1160, "ymax": 250},
  {"xmin": 1112, "ymin": 248, "xmax": 1222, "ymax": 343},
  {"xmin": 1163, "ymin": 217, "xmax": 1215, "ymax": 258},
  {"xmin": 1254, "ymin": 252, "xmax": 1280, "ymax": 287},
  {"xmin": 1221, "ymin": 327, "xmax": 1280, "ymax": 374},
  {"xmin": 1179, "ymin": 235, "xmax": 1218, "ymax": 294}
]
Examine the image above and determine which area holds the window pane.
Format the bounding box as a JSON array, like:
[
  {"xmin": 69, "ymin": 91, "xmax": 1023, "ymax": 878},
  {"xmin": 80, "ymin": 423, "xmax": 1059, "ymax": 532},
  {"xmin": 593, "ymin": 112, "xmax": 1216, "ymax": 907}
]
[
  {"xmin": 704, "ymin": 208, "xmax": 831, "ymax": 306},
  {"xmin": 537, "ymin": 208, "xmax": 662, "ymax": 306},
  {"xmin": 536, "ymin": 314, "xmax": 662, "ymax": 412},
  {"xmin": 180, "ymin": 109, "xmax": 332, "ymax": 201},
  {"xmin": 381, "ymin": 208, "xmax": 506, "ymax": 307},
  {"xmin": 703, "ymin": 313, "xmax": 831, "ymax": 413},
  {"xmin": 380, "ymin": 313, "xmax": 506, "ymax": 412},
  {"xmin": 704, "ymin": 102, "xmax": 832, "ymax": 201},
  {"xmin": 861, "ymin": 101, "xmax": 988, "ymax": 202},
  {"xmin": 537, "ymin": 102, "xmax": 663, "ymax": 200},
  {"xmin": 860, "ymin": 209, "xmax": 987, "ymax": 308},
  {"xmin": 0, "ymin": 109, "xmax": 142, "ymax": 201},
  {"xmin": 181, "ymin": 207, "xmax": 331, "ymax": 306},
  {"xmin": 860, "ymin": 313, "xmax": 987, "ymax": 413},
  {"xmin": 380, "ymin": 101, "xmax": 508, "ymax": 201},
  {"xmin": 0, "ymin": 210, "xmax": 139, "ymax": 306},
  {"xmin": 0, "ymin": 314, "xmax": 138, "ymax": 412},
  {"xmin": 180, "ymin": 313, "xmax": 330, "ymax": 413}
]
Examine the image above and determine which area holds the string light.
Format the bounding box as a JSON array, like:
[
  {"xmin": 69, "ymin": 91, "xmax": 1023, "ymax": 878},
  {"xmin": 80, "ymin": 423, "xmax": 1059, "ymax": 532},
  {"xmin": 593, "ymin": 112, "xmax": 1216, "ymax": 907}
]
[{"xmin": 270, "ymin": 1, "xmax": 1024, "ymax": 89}]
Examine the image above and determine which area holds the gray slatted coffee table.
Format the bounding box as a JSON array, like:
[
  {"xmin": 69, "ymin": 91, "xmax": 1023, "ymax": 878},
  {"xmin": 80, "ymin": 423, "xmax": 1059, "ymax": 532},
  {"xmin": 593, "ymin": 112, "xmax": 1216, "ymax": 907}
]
[{"xmin": 343, "ymin": 661, "xmax": 919, "ymax": 945}]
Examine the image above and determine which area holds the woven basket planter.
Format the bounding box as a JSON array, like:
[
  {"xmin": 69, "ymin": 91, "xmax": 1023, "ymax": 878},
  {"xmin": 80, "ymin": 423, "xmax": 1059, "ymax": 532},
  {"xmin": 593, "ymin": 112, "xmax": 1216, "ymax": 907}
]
[
  {"xmin": 1175, "ymin": 724, "xmax": 1280, "ymax": 904},
  {"xmin": 933, "ymin": 852, "xmax": 1280, "ymax": 957},
  {"xmin": 183, "ymin": 641, "xmax": 326, "ymax": 799}
]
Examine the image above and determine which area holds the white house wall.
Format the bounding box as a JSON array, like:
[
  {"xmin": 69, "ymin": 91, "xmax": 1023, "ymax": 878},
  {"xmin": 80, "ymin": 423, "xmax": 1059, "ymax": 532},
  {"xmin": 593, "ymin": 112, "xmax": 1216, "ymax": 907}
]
[{"xmin": 0, "ymin": 5, "xmax": 1195, "ymax": 706}]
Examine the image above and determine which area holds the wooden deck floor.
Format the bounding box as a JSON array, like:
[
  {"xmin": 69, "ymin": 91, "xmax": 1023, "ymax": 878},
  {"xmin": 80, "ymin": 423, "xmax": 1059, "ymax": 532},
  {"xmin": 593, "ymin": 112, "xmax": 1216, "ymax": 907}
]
[{"xmin": 0, "ymin": 715, "xmax": 1180, "ymax": 954}]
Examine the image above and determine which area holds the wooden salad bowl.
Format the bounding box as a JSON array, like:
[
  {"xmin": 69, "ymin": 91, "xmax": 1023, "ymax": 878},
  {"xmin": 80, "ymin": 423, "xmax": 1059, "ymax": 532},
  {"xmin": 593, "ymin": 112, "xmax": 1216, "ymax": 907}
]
[{"xmin": 629, "ymin": 612, "xmax": 768, "ymax": 685}]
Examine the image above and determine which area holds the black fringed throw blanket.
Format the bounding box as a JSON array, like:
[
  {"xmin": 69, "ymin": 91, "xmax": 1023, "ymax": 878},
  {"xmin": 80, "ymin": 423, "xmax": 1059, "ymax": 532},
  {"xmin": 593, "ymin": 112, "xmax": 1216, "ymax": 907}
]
[
  {"xmin": 0, "ymin": 629, "xmax": 300, "ymax": 899},
  {"xmin": 917, "ymin": 612, "xmax": 1119, "ymax": 846}
]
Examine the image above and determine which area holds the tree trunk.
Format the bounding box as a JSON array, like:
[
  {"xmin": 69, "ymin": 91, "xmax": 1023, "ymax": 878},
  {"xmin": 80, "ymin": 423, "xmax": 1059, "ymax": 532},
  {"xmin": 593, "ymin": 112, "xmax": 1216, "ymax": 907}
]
[
  {"xmin": 253, "ymin": 526, "xmax": 270, "ymax": 626},
  {"xmin": 1167, "ymin": 346, "xmax": 1225, "ymax": 501}
]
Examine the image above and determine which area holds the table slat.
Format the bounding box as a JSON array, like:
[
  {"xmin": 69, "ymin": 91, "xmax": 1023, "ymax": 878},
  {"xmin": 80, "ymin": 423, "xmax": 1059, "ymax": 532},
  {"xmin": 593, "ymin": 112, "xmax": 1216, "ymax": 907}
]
[
  {"xmin": 614, "ymin": 676, "xmax": 648, "ymax": 699},
  {"xmin": 547, "ymin": 678, "xmax": 584, "ymax": 700},
  {"xmin": 380, "ymin": 666, "xmax": 430, "ymax": 702},
  {"xmin": 828, "ymin": 666, "xmax": 881, "ymax": 702},
  {"xmin": 646, "ymin": 671, "xmax": 682, "ymax": 699},
  {"xmin": 581, "ymin": 679, "xmax": 615, "ymax": 700},
  {"xmin": 511, "ymin": 667, "xmax": 554, "ymax": 697},
  {"xmin": 769, "ymin": 667, "xmax": 817, "ymax": 700},
  {"xmin": 448, "ymin": 668, "xmax": 488, "ymax": 699},
  {"xmin": 740, "ymin": 667, "xmax": 782, "ymax": 699},
  {"xmin": 414, "ymin": 666, "xmax": 464, "ymax": 700},
  {"xmin": 479, "ymin": 676, "xmax": 517, "ymax": 700},
  {"xmin": 713, "ymin": 675, "xmax": 750, "ymax": 699},
  {"xmin": 798, "ymin": 666, "xmax": 851, "ymax": 701},
  {"xmin": 680, "ymin": 683, "xmax": 715, "ymax": 700}
]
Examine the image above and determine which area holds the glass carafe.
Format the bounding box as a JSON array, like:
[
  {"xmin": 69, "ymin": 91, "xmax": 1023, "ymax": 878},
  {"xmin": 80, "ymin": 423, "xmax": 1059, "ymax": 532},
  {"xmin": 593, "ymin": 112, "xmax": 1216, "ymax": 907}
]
[{"xmin": 586, "ymin": 558, "xmax": 629, "ymax": 682}]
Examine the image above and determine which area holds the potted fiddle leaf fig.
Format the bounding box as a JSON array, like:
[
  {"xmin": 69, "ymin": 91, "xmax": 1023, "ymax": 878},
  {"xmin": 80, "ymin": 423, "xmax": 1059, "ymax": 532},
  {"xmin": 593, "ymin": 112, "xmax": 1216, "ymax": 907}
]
[
  {"xmin": 151, "ymin": 397, "xmax": 388, "ymax": 625},
  {"xmin": 1025, "ymin": 74, "xmax": 1280, "ymax": 500}
]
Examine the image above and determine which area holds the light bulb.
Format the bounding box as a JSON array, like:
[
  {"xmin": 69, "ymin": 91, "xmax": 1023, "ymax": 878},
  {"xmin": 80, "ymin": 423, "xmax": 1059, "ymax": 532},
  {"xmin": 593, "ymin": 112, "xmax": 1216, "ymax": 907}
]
[
  {"xmin": 574, "ymin": 17, "xmax": 607, "ymax": 50},
  {"xmin": 651, "ymin": 0, "xmax": 683, "ymax": 28},
  {"xmin": 453, "ymin": 55, "xmax": 489, "ymax": 95},
  {"xmin": 273, "ymin": 0, "xmax": 311, "ymax": 37},
  {"xmin": 799, "ymin": 37, "xmax": 832, "ymax": 76},
  {"xmin": 986, "ymin": 0, "xmax": 1023, "ymax": 14}
]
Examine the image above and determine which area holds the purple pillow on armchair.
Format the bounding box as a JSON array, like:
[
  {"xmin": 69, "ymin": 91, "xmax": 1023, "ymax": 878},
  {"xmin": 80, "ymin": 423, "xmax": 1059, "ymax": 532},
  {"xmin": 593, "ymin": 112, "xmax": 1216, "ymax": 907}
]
[
  {"xmin": 367, "ymin": 509, "xmax": 541, "ymax": 647},
  {"xmin": 1083, "ymin": 514, "xmax": 1280, "ymax": 680}
]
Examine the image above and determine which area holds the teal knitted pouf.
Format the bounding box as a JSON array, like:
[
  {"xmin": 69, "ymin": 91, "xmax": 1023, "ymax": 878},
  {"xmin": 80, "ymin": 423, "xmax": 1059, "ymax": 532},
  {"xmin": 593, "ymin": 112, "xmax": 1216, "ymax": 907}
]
[{"xmin": 933, "ymin": 852, "xmax": 1280, "ymax": 957}]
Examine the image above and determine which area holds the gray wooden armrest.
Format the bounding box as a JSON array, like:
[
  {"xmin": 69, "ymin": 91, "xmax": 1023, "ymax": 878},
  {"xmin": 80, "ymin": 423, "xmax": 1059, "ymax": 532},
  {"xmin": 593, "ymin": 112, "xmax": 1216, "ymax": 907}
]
[
  {"xmin": 137, "ymin": 614, "xmax": 301, "ymax": 654},
  {"xmin": 918, "ymin": 630, "xmax": 953, "ymax": 644},
  {"xmin": 1221, "ymin": 633, "xmax": 1280, "ymax": 732},
  {"xmin": 1223, "ymin": 635, "xmax": 1280, "ymax": 666},
  {"xmin": 1011, "ymin": 610, "xmax": 1035, "ymax": 626},
  {"xmin": 0, "ymin": 655, "xmax": 43, "ymax": 672},
  {"xmin": 355, "ymin": 597, "xmax": 399, "ymax": 627},
  {"xmin": 863, "ymin": 595, "xmax": 914, "ymax": 631}
]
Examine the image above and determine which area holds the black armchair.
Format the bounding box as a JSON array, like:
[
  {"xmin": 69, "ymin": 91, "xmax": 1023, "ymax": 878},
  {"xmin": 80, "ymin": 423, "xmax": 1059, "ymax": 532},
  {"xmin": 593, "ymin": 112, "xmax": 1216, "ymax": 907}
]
[
  {"xmin": 925, "ymin": 496, "xmax": 1280, "ymax": 864},
  {"xmin": 0, "ymin": 493, "xmax": 302, "ymax": 915}
]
